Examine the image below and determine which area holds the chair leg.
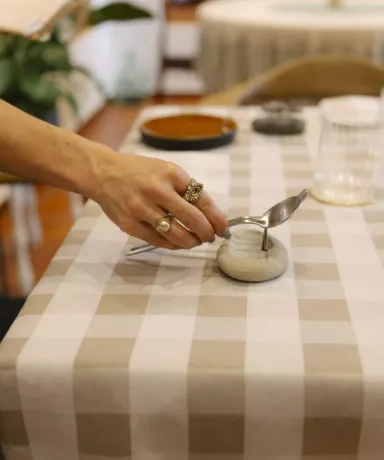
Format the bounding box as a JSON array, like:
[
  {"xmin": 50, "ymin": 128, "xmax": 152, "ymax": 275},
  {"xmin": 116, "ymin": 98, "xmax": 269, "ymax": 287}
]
[
  {"xmin": 0, "ymin": 293, "xmax": 26, "ymax": 341},
  {"xmin": 10, "ymin": 185, "xmax": 35, "ymax": 295},
  {"xmin": 68, "ymin": 192, "xmax": 84, "ymax": 221},
  {"xmin": 25, "ymin": 184, "xmax": 43, "ymax": 246},
  {"xmin": 0, "ymin": 205, "xmax": 8, "ymax": 294}
]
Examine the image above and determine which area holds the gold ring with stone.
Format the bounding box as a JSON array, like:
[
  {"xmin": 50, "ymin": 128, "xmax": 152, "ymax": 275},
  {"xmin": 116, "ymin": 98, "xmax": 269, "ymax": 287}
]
[
  {"xmin": 182, "ymin": 179, "xmax": 204, "ymax": 204},
  {"xmin": 155, "ymin": 215, "xmax": 172, "ymax": 233}
]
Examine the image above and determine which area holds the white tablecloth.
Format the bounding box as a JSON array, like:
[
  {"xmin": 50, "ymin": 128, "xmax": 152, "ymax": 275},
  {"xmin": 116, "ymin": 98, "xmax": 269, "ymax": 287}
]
[
  {"xmin": 197, "ymin": 0, "xmax": 384, "ymax": 92},
  {"xmin": 2, "ymin": 106, "xmax": 384, "ymax": 460}
]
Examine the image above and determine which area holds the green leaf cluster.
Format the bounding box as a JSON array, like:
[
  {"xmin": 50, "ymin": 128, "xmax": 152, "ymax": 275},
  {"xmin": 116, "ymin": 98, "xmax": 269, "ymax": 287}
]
[{"xmin": 0, "ymin": 2, "xmax": 152, "ymax": 118}]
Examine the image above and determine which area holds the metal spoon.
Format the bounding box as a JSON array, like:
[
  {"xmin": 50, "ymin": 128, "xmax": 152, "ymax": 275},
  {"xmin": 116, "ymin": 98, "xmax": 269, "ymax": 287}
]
[
  {"xmin": 223, "ymin": 188, "xmax": 307, "ymax": 251},
  {"xmin": 125, "ymin": 189, "xmax": 308, "ymax": 257},
  {"xmin": 243, "ymin": 188, "xmax": 308, "ymax": 250}
]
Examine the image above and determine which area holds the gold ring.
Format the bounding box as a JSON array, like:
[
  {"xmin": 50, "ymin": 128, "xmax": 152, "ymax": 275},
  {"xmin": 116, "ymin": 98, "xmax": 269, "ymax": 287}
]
[
  {"xmin": 182, "ymin": 179, "xmax": 204, "ymax": 204},
  {"xmin": 155, "ymin": 216, "xmax": 172, "ymax": 233}
]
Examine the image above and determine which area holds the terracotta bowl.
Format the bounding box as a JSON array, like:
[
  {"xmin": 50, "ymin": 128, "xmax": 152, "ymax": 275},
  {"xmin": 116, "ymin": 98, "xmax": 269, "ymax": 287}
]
[{"xmin": 140, "ymin": 114, "xmax": 237, "ymax": 150}]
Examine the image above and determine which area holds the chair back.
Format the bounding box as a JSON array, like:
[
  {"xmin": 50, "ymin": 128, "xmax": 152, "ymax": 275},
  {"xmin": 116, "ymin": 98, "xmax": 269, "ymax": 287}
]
[{"xmin": 201, "ymin": 54, "xmax": 384, "ymax": 106}]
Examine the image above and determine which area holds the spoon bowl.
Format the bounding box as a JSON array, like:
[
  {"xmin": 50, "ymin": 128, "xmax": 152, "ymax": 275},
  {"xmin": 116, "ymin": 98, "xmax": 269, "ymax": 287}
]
[
  {"xmin": 227, "ymin": 189, "xmax": 308, "ymax": 251},
  {"xmin": 261, "ymin": 188, "xmax": 308, "ymax": 228},
  {"xmin": 228, "ymin": 188, "xmax": 308, "ymax": 229}
]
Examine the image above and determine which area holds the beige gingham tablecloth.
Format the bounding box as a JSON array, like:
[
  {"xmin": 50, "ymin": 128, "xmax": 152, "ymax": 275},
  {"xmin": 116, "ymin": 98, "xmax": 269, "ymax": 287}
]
[{"xmin": 1, "ymin": 106, "xmax": 384, "ymax": 460}]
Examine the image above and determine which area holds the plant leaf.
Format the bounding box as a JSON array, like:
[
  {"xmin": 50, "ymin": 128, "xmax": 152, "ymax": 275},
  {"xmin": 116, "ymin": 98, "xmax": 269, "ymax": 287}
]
[
  {"xmin": 57, "ymin": 65, "xmax": 107, "ymax": 96},
  {"xmin": 61, "ymin": 91, "xmax": 78, "ymax": 114},
  {"xmin": 0, "ymin": 58, "xmax": 13, "ymax": 95},
  {"xmin": 72, "ymin": 65, "xmax": 106, "ymax": 95},
  {"xmin": 41, "ymin": 43, "xmax": 71, "ymax": 71},
  {"xmin": 71, "ymin": 65, "xmax": 93, "ymax": 78},
  {"xmin": 27, "ymin": 41, "xmax": 71, "ymax": 71},
  {"xmin": 13, "ymin": 36, "xmax": 36, "ymax": 65},
  {"xmin": 0, "ymin": 35, "xmax": 16, "ymax": 57},
  {"xmin": 89, "ymin": 2, "xmax": 152, "ymax": 26},
  {"xmin": 19, "ymin": 73, "xmax": 62, "ymax": 104}
]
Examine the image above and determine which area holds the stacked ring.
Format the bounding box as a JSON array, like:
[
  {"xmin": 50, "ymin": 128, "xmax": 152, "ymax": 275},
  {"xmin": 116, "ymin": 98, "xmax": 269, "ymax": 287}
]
[
  {"xmin": 182, "ymin": 178, "xmax": 204, "ymax": 204},
  {"xmin": 155, "ymin": 216, "xmax": 172, "ymax": 234},
  {"xmin": 154, "ymin": 178, "xmax": 203, "ymax": 236}
]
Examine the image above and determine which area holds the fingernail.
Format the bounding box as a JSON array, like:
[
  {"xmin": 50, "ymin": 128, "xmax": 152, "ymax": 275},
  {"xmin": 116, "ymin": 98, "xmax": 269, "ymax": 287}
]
[
  {"xmin": 209, "ymin": 236, "xmax": 216, "ymax": 244},
  {"xmin": 222, "ymin": 228, "xmax": 232, "ymax": 239}
]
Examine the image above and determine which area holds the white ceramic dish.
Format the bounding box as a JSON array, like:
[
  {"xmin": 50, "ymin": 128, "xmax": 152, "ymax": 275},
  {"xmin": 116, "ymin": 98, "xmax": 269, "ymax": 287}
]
[{"xmin": 319, "ymin": 95, "xmax": 381, "ymax": 127}]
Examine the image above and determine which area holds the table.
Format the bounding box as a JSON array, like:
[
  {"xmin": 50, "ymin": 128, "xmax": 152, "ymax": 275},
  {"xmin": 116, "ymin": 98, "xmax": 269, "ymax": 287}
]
[
  {"xmin": 1, "ymin": 105, "xmax": 384, "ymax": 460},
  {"xmin": 197, "ymin": 0, "xmax": 384, "ymax": 92}
]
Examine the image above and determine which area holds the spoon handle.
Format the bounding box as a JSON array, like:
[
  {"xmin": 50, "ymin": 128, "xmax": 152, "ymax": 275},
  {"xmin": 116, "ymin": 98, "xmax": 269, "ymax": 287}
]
[
  {"xmin": 261, "ymin": 228, "xmax": 269, "ymax": 252},
  {"xmin": 126, "ymin": 244, "xmax": 157, "ymax": 256},
  {"xmin": 126, "ymin": 217, "xmax": 266, "ymax": 257},
  {"xmin": 227, "ymin": 216, "xmax": 265, "ymax": 227}
]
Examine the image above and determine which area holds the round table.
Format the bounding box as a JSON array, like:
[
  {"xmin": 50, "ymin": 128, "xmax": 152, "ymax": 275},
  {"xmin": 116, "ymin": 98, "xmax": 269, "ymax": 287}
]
[{"xmin": 197, "ymin": 0, "xmax": 384, "ymax": 93}]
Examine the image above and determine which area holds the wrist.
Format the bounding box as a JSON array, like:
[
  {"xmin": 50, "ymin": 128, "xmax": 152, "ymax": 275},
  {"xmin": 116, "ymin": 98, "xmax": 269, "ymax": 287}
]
[
  {"xmin": 74, "ymin": 140, "xmax": 108, "ymax": 201},
  {"xmin": 76, "ymin": 139, "xmax": 123, "ymax": 202}
]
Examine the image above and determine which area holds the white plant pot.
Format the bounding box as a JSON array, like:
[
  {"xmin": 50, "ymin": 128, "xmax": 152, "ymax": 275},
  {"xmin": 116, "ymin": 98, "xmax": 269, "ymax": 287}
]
[
  {"xmin": 57, "ymin": 0, "xmax": 164, "ymax": 131},
  {"xmin": 89, "ymin": 0, "xmax": 164, "ymax": 99}
]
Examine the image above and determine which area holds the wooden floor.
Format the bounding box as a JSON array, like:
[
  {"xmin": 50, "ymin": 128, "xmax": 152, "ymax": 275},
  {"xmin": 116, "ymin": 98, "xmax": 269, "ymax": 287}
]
[{"xmin": 1, "ymin": 96, "xmax": 200, "ymax": 295}]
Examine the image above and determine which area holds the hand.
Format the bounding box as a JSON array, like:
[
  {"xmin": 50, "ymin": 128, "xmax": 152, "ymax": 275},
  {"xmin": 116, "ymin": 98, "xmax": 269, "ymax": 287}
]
[{"xmin": 91, "ymin": 150, "xmax": 231, "ymax": 250}]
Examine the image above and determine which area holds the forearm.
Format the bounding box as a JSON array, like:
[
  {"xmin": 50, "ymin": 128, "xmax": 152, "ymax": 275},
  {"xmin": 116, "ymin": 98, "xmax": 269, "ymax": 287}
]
[{"xmin": 0, "ymin": 99, "xmax": 111, "ymax": 199}]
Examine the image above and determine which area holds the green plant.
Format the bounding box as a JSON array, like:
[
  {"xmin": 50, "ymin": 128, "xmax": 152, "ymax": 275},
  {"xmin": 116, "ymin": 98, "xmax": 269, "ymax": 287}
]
[{"xmin": 0, "ymin": 2, "xmax": 152, "ymax": 119}]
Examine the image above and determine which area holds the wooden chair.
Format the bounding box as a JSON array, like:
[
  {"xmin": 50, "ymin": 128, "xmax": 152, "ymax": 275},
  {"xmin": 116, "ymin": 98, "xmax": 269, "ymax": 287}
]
[
  {"xmin": 0, "ymin": 184, "xmax": 12, "ymax": 293},
  {"xmin": 201, "ymin": 54, "xmax": 384, "ymax": 106},
  {"xmin": 0, "ymin": 173, "xmax": 42, "ymax": 294},
  {"xmin": 0, "ymin": 171, "xmax": 84, "ymax": 294},
  {"xmin": 156, "ymin": 0, "xmax": 198, "ymax": 98},
  {"xmin": 0, "ymin": 0, "xmax": 89, "ymax": 295}
]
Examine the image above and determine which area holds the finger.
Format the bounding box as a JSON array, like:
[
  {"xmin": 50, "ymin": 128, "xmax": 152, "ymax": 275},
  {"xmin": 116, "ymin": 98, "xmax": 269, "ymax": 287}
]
[
  {"xmin": 192, "ymin": 190, "xmax": 230, "ymax": 239},
  {"xmin": 160, "ymin": 193, "xmax": 215, "ymax": 243},
  {"xmin": 145, "ymin": 208, "xmax": 201, "ymax": 249},
  {"xmin": 128, "ymin": 222, "xmax": 180, "ymax": 250},
  {"xmin": 170, "ymin": 168, "xmax": 229, "ymax": 239}
]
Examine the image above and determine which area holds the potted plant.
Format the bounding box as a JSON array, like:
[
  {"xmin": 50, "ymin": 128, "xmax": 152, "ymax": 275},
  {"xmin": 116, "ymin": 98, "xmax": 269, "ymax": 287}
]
[{"xmin": 0, "ymin": 2, "xmax": 152, "ymax": 123}]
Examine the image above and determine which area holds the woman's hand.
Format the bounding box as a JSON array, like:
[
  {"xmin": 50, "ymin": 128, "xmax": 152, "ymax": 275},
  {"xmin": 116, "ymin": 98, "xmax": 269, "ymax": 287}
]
[
  {"xmin": 0, "ymin": 99, "xmax": 229, "ymax": 248},
  {"xmin": 92, "ymin": 150, "xmax": 231, "ymax": 250}
]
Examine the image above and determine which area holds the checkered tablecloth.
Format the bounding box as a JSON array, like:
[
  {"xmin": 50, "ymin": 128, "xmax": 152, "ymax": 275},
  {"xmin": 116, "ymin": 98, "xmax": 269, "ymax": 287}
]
[{"xmin": 1, "ymin": 106, "xmax": 384, "ymax": 460}]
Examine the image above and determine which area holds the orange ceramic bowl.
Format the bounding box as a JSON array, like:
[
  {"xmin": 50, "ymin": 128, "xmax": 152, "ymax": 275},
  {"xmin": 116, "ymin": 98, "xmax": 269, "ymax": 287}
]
[{"xmin": 140, "ymin": 114, "xmax": 237, "ymax": 150}]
